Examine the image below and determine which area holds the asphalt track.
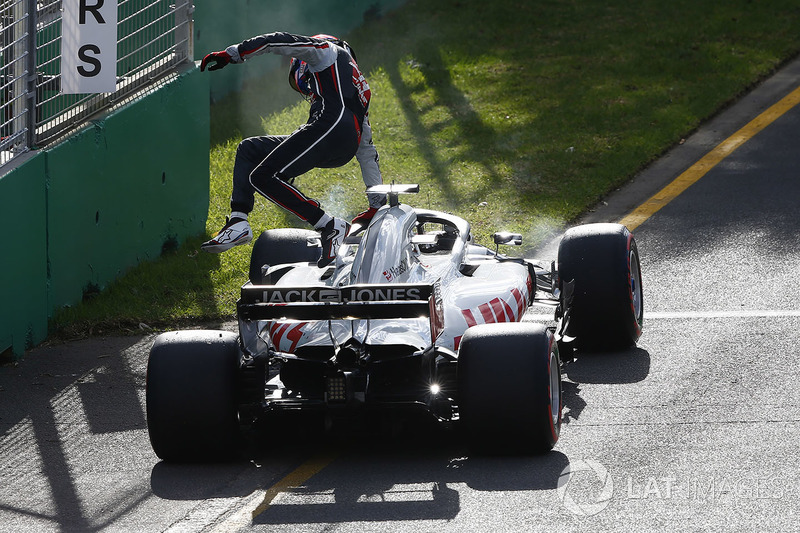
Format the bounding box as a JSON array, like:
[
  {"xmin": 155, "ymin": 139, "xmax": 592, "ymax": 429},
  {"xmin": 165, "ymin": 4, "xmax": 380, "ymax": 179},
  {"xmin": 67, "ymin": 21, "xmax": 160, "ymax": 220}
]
[{"xmin": 2, "ymin": 56, "xmax": 800, "ymax": 532}]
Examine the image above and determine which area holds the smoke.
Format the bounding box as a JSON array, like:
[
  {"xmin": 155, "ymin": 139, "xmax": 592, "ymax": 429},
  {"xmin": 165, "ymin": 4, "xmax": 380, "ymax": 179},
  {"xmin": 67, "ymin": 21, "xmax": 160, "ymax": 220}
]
[
  {"xmin": 322, "ymin": 183, "xmax": 350, "ymax": 220},
  {"xmin": 524, "ymin": 215, "xmax": 568, "ymax": 261}
]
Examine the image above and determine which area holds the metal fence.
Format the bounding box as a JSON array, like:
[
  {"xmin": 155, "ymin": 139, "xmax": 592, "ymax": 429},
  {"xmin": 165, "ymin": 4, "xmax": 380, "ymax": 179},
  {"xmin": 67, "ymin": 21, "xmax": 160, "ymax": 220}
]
[{"xmin": 1, "ymin": 0, "xmax": 194, "ymax": 169}]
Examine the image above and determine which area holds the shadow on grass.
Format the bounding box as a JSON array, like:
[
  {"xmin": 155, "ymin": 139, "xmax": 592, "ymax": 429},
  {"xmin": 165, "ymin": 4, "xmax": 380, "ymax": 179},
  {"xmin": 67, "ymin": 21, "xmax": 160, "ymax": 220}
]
[{"xmin": 382, "ymin": 42, "xmax": 508, "ymax": 207}]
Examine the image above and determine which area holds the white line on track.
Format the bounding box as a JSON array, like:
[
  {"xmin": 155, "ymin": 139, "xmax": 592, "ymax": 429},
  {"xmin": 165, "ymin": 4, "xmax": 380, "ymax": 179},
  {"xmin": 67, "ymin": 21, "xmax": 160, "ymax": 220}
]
[
  {"xmin": 524, "ymin": 310, "xmax": 800, "ymax": 321},
  {"xmin": 645, "ymin": 310, "xmax": 800, "ymax": 319}
]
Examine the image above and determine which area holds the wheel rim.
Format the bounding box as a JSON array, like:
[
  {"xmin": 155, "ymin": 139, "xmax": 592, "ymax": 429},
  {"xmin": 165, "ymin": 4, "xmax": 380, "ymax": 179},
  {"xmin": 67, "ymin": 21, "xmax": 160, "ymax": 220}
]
[
  {"xmin": 629, "ymin": 250, "xmax": 643, "ymax": 322},
  {"xmin": 549, "ymin": 348, "xmax": 561, "ymax": 427}
]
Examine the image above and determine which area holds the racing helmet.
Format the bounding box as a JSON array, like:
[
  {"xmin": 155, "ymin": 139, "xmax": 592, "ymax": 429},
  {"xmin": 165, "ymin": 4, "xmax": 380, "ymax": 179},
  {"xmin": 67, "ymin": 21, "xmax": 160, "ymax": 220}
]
[
  {"xmin": 288, "ymin": 57, "xmax": 311, "ymax": 95},
  {"xmin": 288, "ymin": 34, "xmax": 356, "ymax": 96}
]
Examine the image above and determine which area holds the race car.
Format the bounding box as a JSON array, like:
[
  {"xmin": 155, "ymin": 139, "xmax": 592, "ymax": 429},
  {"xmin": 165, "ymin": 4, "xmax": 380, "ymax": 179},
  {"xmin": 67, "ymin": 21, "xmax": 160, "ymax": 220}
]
[{"xmin": 146, "ymin": 184, "xmax": 643, "ymax": 461}]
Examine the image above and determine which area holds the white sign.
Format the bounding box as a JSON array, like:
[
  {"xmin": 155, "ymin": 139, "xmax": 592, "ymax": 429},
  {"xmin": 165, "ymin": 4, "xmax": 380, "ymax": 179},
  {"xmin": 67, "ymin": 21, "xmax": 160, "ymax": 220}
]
[{"xmin": 61, "ymin": 0, "xmax": 118, "ymax": 94}]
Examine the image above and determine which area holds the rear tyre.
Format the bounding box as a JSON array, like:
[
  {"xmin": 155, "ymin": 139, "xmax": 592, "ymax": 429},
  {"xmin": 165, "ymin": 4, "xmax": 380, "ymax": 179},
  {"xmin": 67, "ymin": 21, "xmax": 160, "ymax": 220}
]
[
  {"xmin": 249, "ymin": 228, "xmax": 321, "ymax": 285},
  {"xmin": 557, "ymin": 223, "xmax": 643, "ymax": 349},
  {"xmin": 458, "ymin": 323, "xmax": 562, "ymax": 454},
  {"xmin": 146, "ymin": 330, "xmax": 242, "ymax": 462}
]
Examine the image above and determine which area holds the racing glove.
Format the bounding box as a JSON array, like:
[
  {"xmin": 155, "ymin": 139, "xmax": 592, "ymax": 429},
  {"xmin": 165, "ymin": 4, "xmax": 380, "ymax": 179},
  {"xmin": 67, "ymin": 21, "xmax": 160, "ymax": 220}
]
[
  {"xmin": 201, "ymin": 50, "xmax": 232, "ymax": 71},
  {"xmin": 351, "ymin": 207, "xmax": 378, "ymax": 228}
]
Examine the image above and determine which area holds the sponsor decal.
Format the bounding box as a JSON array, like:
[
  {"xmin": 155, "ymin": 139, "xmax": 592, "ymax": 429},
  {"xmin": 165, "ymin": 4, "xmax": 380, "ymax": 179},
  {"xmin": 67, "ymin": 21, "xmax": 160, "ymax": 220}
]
[
  {"xmin": 383, "ymin": 258, "xmax": 409, "ymax": 282},
  {"xmin": 257, "ymin": 284, "xmax": 430, "ymax": 305},
  {"xmin": 269, "ymin": 322, "xmax": 306, "ymax": 353}
]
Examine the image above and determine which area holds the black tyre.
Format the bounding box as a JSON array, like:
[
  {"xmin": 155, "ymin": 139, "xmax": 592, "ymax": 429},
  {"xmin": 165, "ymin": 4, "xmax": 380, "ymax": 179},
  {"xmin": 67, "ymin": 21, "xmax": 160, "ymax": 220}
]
[
  {"xmin": 146, "ymin": 330, "xmax": 242, "ymax": 462},
  {"xmin": 249, "ymin": 228, "xmax": 321, "ymax": 285},
  {"xmin": 557, "ymin": 223, "xmax": 643, "ymax": 349},
  {"xmin": 458, "ymin": 322, "xmax": 562, "ymax": 454}
]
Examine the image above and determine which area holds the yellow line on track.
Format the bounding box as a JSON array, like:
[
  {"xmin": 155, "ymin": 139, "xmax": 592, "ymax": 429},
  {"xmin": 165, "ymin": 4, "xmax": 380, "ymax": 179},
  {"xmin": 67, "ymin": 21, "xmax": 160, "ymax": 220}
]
[
  {"xmin": 619, "ymin": 85, "xmax": 800, "ymax": 231},
  {"xmin": 250, "ymin": 451, "xmax": 339, "ymax": 519},
  {"xmin": 207, "ymin": 451, "xmax": 339, "ymax": 532}
]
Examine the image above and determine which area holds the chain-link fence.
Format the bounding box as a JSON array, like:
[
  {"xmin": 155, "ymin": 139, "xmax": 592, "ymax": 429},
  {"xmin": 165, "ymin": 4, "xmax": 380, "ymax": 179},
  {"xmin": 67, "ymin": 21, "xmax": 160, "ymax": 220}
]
[{"xmin": 1, "ymin": 0, "xmax": 194, "ymax": 169}]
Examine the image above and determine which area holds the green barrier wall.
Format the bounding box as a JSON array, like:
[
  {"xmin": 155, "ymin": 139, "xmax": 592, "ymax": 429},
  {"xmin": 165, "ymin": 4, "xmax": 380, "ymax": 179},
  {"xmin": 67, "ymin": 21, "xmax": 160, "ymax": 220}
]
[
  {"xmin": 0, "ymin": 154, "xmax": 48, "ymax": 358},
  {"xmin": 0, "ymin": 65, "xmax": 209, "ymax": 359}
]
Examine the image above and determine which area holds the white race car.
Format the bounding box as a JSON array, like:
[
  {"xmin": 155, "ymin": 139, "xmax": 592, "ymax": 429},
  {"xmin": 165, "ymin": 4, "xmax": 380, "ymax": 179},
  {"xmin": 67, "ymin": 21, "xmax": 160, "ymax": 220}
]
[{"xmin": 146, "ymin": 184, "xmax": 643, "ymax": 461}]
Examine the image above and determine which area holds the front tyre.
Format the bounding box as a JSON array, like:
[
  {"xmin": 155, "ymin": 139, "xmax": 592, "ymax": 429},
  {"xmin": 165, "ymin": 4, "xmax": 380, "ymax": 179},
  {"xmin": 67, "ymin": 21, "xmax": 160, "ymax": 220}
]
[
  {"xmin": 458, "ymin": 323, "xmax": 562, "ymax": 454},
  {"xmin": 557, "ymin": 223, "xmax": 643, "ymax": 349},
  {"xmin": 249, "ymin": 228, "xmax": 321, "ymax": 285},
  {"xmin": 146, "ymin": 330, "xmax": 242, "ymax": 462}
]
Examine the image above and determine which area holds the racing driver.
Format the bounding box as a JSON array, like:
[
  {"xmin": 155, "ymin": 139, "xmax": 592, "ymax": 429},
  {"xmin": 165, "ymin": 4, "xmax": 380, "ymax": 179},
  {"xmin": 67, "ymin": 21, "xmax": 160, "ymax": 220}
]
[{"xmin": 199, "ymin": 32, "xmax": 384, "ymax": 267}]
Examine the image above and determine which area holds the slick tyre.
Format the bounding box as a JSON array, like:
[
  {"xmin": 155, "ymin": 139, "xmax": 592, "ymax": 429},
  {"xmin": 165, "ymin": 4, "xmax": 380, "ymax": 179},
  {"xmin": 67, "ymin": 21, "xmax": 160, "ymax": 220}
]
[
  {"xmin": 458, "ymin": 323, "xmax": 562, "ymax": 454},
  {"xmin": 557, "ymin": 223, "xmax": 643, "ymax": 350},
  {"xmin": 146, "ymin": 330, "xmax": 242, "ymax": 462},
  {"xmin": 249, "ymin": 228, "xmax": 321, "ymax": 285}
]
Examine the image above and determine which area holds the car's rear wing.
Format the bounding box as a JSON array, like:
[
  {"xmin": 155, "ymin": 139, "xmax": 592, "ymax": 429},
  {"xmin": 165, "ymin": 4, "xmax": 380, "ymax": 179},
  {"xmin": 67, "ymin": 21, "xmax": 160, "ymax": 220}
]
[{"xmin": 238, "ymin": 281, "xmax": 445, "ymax": 341}]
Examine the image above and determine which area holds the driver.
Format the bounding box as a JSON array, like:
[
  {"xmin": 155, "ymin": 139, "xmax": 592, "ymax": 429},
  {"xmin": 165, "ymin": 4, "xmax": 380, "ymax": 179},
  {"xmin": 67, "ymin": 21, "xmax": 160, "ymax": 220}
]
[{"xmin": 199, "ymin": 32, "xmax": 384, "ymax": 267}]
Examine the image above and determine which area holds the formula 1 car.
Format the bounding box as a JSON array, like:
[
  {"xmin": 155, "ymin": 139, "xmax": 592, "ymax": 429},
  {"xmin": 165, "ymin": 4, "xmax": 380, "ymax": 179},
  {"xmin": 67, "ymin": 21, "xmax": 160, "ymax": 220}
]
[{"xmin": 146, "ymin": 184, "xmax": 643, "ymax": 461}]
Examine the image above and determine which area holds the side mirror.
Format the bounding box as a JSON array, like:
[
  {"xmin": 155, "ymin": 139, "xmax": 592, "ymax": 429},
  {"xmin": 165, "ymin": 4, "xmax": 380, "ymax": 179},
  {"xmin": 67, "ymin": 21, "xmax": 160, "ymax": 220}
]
[{"xmin": 492, "ymin": 232, "xmax": 523, "ymax": 246}]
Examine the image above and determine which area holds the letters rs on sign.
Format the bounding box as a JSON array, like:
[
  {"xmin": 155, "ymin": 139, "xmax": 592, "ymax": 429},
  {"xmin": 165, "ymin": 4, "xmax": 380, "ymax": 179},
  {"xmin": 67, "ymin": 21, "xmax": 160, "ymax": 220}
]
[{"xmin": 62, "ymin": 0, "xmax": 118, "ymax": 94}]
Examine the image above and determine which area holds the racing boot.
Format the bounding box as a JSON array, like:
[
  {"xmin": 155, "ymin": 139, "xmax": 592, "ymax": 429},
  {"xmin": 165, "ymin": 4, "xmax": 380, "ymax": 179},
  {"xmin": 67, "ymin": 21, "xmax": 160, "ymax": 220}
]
[
  {"xmin": 201, "ymin": 215, "xmax": 253, "ymax": 253},
  {"xmin": 318, "ymin": 217, "xmax": 350, "ymax": 268}
]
